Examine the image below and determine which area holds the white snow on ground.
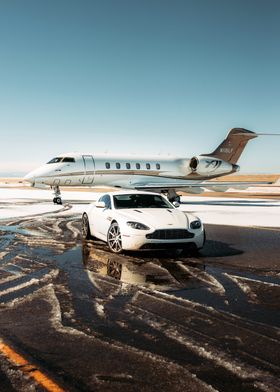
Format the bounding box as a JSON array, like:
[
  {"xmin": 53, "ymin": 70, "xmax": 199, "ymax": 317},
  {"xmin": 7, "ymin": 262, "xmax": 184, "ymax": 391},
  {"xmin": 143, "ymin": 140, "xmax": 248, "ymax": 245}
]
[
  {"xmin": 0, "ymin": 188, "xmax": 99, "ymax": 202},
  {"xmin": 0, "ymin": 188, "xmax": 279, "ymax": 228},
  {"xmin": 179, "ymin": 196, "xmax": 280, "ymax": 228},
  {"xmin": 0, "ymin": 203, "xmax": 63, "ymax": 219}
]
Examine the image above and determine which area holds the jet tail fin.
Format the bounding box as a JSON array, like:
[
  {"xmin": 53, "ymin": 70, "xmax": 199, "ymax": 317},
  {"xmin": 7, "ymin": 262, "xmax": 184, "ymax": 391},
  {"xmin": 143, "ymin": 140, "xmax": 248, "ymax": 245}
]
[{"xmin": 202, "ymin": 128, "xmax": 257, "ymax": 164}]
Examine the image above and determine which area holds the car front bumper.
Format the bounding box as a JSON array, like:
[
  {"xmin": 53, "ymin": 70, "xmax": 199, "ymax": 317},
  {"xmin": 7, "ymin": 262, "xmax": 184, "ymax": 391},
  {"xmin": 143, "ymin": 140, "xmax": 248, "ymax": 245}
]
[{"xmin": 121, "ymin": 228, "xmax": 205, "ymax": 251}]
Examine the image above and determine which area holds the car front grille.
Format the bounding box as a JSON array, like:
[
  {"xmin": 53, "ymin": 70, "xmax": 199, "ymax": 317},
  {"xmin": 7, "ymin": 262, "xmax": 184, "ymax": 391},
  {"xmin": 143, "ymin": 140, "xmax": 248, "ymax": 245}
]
[{"xmin": 146, "ymin": 229, "xmax": 194, "ymax": 240}]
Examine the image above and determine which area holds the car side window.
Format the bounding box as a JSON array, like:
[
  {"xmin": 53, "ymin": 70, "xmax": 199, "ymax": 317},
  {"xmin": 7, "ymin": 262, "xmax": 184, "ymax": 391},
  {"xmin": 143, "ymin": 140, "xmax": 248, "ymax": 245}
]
[{"xmin": 100, "ymin": 194, "xmax": 111, "ymax": 209}]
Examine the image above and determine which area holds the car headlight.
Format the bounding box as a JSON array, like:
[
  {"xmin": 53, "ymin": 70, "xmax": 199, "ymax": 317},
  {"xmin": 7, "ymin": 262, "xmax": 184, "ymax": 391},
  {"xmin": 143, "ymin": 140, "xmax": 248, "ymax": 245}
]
[
  {"xmin": 127, "ymin": 221, "xmax": 150, "ymax": 230},
  {"xmin": 190, "ymin": 220, "xmax": 202, "ymax": 229}
]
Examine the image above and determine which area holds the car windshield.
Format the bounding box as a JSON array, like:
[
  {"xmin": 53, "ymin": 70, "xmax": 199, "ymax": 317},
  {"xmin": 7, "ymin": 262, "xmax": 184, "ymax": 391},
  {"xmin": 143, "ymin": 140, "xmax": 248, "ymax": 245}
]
[{"xmin": 113, "ymin": 194, "xmax": 173, "ymax": 209}]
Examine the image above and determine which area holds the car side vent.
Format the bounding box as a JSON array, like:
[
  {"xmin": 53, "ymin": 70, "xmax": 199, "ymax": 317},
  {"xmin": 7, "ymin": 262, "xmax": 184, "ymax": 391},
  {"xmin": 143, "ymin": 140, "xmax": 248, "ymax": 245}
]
[{"xmin": 134, "ymin": 210, "xmax": 143, "ymax": 213}]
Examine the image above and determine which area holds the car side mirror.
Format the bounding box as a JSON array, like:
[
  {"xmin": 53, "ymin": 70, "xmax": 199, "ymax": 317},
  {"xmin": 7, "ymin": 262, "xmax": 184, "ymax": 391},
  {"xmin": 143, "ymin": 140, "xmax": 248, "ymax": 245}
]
[
  {"xmin": 96, "ymin": 201, "xmax": 106, "ymax": 208},
  {"xmin": 173, "ymin": 201, "xmax": 180, "ymax": 208}
]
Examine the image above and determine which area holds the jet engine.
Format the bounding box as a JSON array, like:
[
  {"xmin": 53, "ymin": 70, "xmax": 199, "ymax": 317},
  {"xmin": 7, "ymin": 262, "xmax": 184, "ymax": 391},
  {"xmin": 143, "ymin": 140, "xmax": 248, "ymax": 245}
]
[{"xmin": 189, "ymin": 156, "xmax": 237, "ymax": 176}]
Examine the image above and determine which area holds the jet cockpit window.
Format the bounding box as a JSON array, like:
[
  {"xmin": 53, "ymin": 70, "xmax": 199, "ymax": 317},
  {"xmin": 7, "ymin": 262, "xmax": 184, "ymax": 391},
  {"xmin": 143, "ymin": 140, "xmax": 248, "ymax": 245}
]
[
  {"xmin": 47, "ymin": 157, "xmax": 63, "ymax": 164},
  {"xmin": 62, "ymin": 157, "xmax": 75, "ymax": 162}
]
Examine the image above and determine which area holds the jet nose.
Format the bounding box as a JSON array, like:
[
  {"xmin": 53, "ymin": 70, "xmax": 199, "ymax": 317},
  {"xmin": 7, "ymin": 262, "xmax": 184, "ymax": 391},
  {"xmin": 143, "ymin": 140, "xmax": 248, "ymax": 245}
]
[{"xmin": 24, "ymin": 171, "xmax": 35, "ymax": 183}]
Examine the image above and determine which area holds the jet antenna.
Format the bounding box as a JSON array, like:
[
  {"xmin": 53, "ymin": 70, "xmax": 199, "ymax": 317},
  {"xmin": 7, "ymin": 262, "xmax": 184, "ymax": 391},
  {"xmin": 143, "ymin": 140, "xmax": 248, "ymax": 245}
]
[{"xmin": 255, "ymin": 133, "xmax": 280, "ymax": 136}]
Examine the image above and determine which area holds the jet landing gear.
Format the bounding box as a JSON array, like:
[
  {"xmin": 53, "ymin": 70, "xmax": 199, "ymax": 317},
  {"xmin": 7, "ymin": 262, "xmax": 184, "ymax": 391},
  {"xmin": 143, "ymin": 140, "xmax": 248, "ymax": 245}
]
[
  {"xmin": 167, "ymin": 189, "xmax": 181, "ymax": 204},
  {"xmin": 53, "ymin": 185, "xmax": 62, "ymax": 205}
]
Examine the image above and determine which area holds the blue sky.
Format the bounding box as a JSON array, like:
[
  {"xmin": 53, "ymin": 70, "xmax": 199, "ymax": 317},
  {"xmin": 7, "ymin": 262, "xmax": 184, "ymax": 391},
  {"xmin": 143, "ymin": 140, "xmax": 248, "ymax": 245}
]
[{"xmin": 0, "ymin": 0, "xmax": 279, "ymax": 174}]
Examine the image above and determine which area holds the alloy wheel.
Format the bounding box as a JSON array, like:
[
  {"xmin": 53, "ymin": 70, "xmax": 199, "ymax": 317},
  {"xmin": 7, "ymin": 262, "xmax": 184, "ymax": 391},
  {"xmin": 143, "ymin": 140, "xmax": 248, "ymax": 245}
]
[{"xmin": 107, "ymin": 223, "xmax": 122, "ymax": 253}]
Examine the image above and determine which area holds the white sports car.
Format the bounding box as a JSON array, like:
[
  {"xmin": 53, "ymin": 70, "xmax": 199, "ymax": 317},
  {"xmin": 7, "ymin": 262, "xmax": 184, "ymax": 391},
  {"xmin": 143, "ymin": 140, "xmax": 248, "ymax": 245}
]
[{"xmin": 82, "ymin": 191, "xmax": 205, "ymax": 253}]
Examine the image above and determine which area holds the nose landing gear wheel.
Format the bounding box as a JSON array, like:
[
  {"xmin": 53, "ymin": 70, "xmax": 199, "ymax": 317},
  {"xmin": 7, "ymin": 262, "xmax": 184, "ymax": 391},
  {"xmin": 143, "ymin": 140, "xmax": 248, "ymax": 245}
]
[
  {"xmin": 53, "ymin": 185, "xmax": 62, "ymax": 204},
  {"xmin": 53, "ymin": 197, "xmax": 62, "ymax": 205},
  {"xmin": 107, "ymin": 222, "xmax": 123, "ymax": 253}
]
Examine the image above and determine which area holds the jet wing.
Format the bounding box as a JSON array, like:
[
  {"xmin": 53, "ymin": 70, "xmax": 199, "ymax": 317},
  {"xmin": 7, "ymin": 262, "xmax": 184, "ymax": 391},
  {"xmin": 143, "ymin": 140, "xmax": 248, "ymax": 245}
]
[{"xmin": 133, "ymin": 181, "xmax": 273, "ymax": 192}]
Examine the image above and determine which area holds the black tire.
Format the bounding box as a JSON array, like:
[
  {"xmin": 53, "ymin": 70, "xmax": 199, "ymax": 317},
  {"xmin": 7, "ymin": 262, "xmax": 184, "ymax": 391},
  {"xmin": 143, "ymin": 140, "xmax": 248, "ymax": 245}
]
[
  {"xmin": 197, "ymin": 230, "xmax": 206, "ymax": 250},
  {"xmin": 107, "ymin": 222, "xmax": 123, "ymax": 253},
  {"xmin": 82, "ymin": 213, "xmax": 91, "ymax": 240},
  {"xmin": 53, "ymin": 197, "xmax": 62, "ymax": 205},
  {"xmin": 168, "ymin": 195, "xmax": 181, "ymax": 204}
]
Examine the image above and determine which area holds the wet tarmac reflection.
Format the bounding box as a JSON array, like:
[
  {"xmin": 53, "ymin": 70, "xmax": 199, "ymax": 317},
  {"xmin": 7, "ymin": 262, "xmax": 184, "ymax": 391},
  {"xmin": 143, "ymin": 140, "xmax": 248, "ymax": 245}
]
[{"xmin": 82, "ymin": 239, "xmax": 208, "ymax": 293}]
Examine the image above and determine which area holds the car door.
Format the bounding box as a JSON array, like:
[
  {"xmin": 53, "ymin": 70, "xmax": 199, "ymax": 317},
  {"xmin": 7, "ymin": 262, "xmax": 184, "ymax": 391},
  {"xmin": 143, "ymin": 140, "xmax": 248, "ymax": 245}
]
[{"xmin": 93, "ymin": 194, "xmax": 113, "ymax": 238}]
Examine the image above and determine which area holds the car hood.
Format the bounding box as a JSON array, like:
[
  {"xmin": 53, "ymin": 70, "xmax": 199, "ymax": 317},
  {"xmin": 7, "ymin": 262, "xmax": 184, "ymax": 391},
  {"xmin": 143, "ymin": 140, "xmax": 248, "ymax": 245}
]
[{"xmin": 117, "ymin": 208, "xmax": 189, "ymax": 229}]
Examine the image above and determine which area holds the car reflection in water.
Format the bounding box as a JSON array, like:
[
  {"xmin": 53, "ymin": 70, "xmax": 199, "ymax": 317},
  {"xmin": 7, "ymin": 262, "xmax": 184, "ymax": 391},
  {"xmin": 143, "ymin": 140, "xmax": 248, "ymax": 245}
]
[{"xmin": 82, "ymin": 239, "xmax": 206, "ymax": 294}]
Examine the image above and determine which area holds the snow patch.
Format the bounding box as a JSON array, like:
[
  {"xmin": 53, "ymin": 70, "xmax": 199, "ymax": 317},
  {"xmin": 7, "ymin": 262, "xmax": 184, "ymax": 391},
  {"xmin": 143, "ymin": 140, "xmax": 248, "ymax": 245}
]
[
  {"xmin": 95, "ymin": 302, "xmax": 105, "ymax": 318},
  {"xmin": 180, "ymin": 196, "xmax": 280, "ymax": 228}
]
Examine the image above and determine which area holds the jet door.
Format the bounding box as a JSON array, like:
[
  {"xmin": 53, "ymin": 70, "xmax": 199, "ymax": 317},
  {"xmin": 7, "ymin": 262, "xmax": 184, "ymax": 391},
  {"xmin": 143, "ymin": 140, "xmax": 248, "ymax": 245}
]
[{"xmin": 82, "ymin": 155, "xmax": 95, "ymax": 184}]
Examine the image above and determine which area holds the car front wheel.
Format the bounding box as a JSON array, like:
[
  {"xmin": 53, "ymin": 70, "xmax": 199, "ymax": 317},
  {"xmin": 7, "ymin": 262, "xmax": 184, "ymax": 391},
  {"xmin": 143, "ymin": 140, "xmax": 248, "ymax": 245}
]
[
  {"xmin": 107, "ymin": 222, "xmax": 123, "ymax": 253},
  {"xmin": 82, "ymin": 213, "xmax": 91, "ymax": 240}
]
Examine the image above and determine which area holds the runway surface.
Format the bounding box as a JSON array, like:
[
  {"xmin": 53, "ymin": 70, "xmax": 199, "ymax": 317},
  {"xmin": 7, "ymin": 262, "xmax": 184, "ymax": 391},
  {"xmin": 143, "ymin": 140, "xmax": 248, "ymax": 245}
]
[{"xmin": 0, "ymin": 197, "xmax": 279, "ymax": 391}]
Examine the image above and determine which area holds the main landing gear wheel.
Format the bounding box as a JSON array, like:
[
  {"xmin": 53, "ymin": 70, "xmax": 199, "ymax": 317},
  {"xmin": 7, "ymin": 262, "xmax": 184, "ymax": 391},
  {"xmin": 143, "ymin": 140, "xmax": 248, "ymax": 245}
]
[
  {"xmin": 82, "ymin": 213, "xmax": 91, "ymax": 240},
  {"xmin": 107, "ymin": 222, "xmax": 123, "ymax": 253},
  {"xmin": 173, "ymin": 195, "xmax": 181, "ymax": 203},
  {"xmin": 168, "ymin": 195, "xmax": 181, "ymax": 203},
  {"xmin": 167, "ymin": 189, "xmax": 181, "ymax": 204}
]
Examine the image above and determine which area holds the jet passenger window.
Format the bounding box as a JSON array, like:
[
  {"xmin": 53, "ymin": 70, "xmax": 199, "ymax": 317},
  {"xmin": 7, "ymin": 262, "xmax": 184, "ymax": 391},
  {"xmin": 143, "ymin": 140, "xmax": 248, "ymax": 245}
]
[
  {"xmin": 116, "ymin": 162, "xmax": 121, "ymax": 169},
  {"xmin": 136, "ymin": 163, "xmax": 140, "ymax": 169},
  {"xmin": 62, "ymin": 157, "xmax": 75, "ymax": 162},
  {"xmin": 105, "ymin": 162, "xmax": 110, "ymax": 169},
  {"xmin": 146, "ymin": 163, "xmax": 151, "ymax": 170},
  {"xmin": 126, "ymin": 163, "xmax": 131, "ymax": 169},
  {"xmin": 156, "ymin": 163, "xmax": 160, "ymax": 170},
  {"xmin": 47, "ymin": 157, "xmax": 63, "ymax": 164}
]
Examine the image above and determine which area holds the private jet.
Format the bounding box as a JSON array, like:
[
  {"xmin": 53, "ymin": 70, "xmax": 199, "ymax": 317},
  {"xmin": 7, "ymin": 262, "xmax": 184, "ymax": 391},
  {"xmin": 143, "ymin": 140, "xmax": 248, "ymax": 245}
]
[{"xmin": 24, "ymin": 128, "xmax": 271, "ymax": 204}]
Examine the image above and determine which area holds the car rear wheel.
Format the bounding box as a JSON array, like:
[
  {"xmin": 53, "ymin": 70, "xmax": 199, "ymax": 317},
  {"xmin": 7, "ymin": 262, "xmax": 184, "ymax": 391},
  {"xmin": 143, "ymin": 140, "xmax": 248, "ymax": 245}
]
[
  {"xmin": 107, "ymin": 222, "xmax": 123, "ymax": 253},
  {"xmin": 82, "ymin": 213, "xmax": 91, "ymax": 240}
]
